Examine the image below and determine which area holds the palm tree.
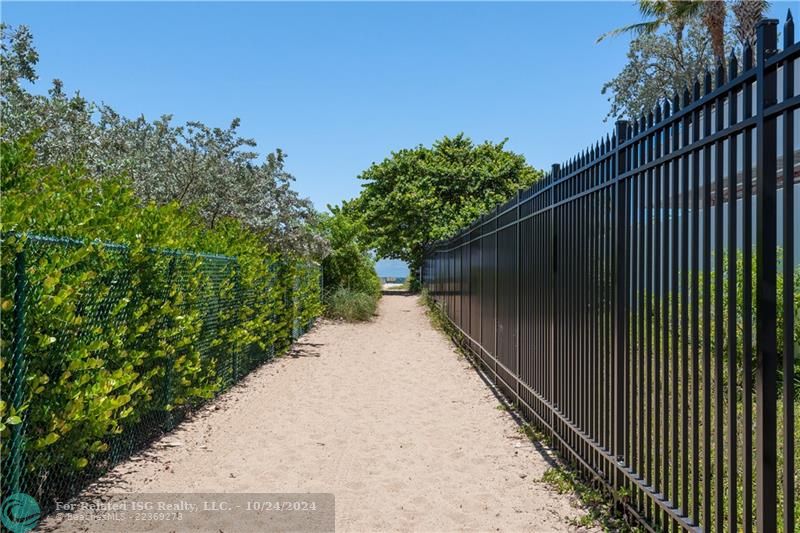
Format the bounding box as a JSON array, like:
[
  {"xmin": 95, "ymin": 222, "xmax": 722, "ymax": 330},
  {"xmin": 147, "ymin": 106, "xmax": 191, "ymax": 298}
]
[
  {"xmin": 597, "ymin": 1, "xmax": 702, "ymax": 48},
  {"xmin": 731, "ymin": 0, "xmax": 769, "ymax": 46},
  {"xmin": 703, "ymin": 1, "xmax": 728, "ymax": 61},
  {"xmin": 599, "ymin": 1, "xmax": 768, "ymax": 63}
]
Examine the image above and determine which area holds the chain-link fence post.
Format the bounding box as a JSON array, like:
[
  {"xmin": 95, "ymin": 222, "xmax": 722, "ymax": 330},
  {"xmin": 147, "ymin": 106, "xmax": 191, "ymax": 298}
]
[
  {"xmin": 10, "ymin": 242, "xmax": 27, "ymax": 495},
  {"xmin": 232, "ymin": 260, "xmax": 241, "ymax": 381},
  {"xmin": 163, "ymin": 255, "xmax": 177, "ymax": 432},
  {"xmin": 292, "ymin": 265, "xmax": 300, "ymax": 340}
]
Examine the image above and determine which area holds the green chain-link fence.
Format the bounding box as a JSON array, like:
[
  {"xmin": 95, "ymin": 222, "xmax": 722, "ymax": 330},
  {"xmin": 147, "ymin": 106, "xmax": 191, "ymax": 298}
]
[{"xmin": 0, "ymin": 232, "xmax": 321, "ymax": 514}]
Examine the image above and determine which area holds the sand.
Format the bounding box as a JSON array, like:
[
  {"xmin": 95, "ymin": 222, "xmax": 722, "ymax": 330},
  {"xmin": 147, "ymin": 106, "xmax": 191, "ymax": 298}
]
[{"xmin": 45, "ymin": 294, "xmax": 595, "ymax": 532}]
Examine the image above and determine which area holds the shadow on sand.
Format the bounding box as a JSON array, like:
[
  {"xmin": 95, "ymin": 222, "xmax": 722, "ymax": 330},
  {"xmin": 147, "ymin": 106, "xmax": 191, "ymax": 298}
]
[
  {"xmin": 288, "ymin": 341, "xmax": 324, "ymax": 358},
  {"xmin": 380, "ymin": 289, "xmax": 416, "ymax": 296}
]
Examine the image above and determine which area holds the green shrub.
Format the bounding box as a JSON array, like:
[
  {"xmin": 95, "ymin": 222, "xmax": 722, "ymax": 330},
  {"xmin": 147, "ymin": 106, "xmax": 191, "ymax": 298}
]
[
  {"xmin": 319, "ymin": 205, "xmax": 381, "ymax": 298},
  {"xmin": 0, "ymin": 136, "xmax": 322, "ymax": 505},
  {"xmin": 325, "ymin": 288, "xmax": 378, "ymax": 322}
]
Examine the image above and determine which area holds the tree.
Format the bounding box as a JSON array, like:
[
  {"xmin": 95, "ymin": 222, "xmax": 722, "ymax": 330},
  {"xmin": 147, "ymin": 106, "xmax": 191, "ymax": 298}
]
[
  {"xmin": 318, "ymin": 203, "xmax": 381, "ymax": 297},
  {"xmin": 597, "ymin": 0, "xmax": 696, "ymax": 46},
  {"xmin": 0, "ymin": 24, "xmax": 326, "ymax": 258},
  {"xmin": 601, "ymin": 20, "xmax": 720, "ymax": 121},
  {"xmin": 599, "ymin": 1, "xmax": 768, "ymax": 121},
  {"xmin": 351, "ymin": 134, "xmax": 540, "ymax": 286},
  {"xmin": 703, "ymin": 0, "xmax": 729, "ymax": 62},
  {"xmin": 731, "ymin": 0, "xmax": 768, "ymax": 46},
  {"xmin": 598, "ymin": 1, "xmax": 769, "ymax": 63}
]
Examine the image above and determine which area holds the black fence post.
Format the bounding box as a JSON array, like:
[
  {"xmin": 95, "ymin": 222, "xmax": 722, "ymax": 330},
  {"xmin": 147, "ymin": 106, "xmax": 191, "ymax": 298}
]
[
  {"xmin": 515, "ymin": 191, "xmax": 522, "ymax": 406},
  {"xmin": 493, "ymin": 207, "xmax": 498, "ymax": 384},
  {"xmin": 549, "ymin": 163, "xmax": 560, "ymax": 446},
  {"xmin": 613, "ymin": 120, "xmax": 629, "ymax": 492},
  {"xmin": 10, "ymin": 242, "xmax": 27, "ymax": 495},
  {"xmin": 780, "ymin": 14, "xmax": 795, "ymax": 533},
  {"xmin": 755, "ymin": 18, "xmax": 778, "ymax": 533}
]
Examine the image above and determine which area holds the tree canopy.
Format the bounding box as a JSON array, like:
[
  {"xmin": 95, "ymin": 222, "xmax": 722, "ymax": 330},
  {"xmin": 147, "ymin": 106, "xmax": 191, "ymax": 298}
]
[
  {"xmin": 601, "ymin": 19, "xmax": 724, "ymax": 121},
  {"xmin": 349, "ymin": 134, "xmax": 540, "ymax": 279},
  {"xmin": 600, "ymin": 0, "xmax": 767, "ymax": 121},
  {"xmin": 0, "ymin": 24, "xmax": 325, "ymax": 258},
  {"xmin": 318, "ymin": 203, "xmax": 381, "ymax": 298}
]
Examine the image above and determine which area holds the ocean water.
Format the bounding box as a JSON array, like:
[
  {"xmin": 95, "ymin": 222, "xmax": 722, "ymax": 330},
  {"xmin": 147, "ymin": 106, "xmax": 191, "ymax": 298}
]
[{"xmin": 375, "ymin": 258, "xmax": 409, "ymax": 278}]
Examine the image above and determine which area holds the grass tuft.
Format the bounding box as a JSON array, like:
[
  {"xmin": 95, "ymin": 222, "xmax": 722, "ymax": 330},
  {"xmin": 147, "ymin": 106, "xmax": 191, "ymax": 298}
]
[
  {"xmin": 540, "ymin": 466, "xmax": 641, "ymax": 531},
  {"xmin": 324, "ymin": 287, "xmax": 379, "ymax": 322}
]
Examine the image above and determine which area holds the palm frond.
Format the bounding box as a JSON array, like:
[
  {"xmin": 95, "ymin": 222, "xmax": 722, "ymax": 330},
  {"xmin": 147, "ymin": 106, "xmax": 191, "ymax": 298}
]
[
  {"xmin": 637, "ymin": 0, "xmax": 671, "ymax": 19},
  {"xmin": 670, "ymin": 0, "xmax": 704, "ymax": 20},
  {"xmin": 596, "ymin": 20, "xmax": 664, "ymax": 43}
]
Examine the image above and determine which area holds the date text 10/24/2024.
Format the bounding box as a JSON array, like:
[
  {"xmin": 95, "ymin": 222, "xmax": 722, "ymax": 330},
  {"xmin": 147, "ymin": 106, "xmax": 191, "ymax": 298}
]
[
  {"xmin": 46, "ymin": 493, "xmax": 336, "ymax": 532},
  {"xmin": 55, "ymin": 499, "xmax": 321, "ymax": 513}
]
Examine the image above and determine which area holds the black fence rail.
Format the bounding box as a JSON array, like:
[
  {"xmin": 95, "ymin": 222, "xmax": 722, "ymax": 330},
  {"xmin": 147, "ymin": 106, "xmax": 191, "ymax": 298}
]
[{"xmin": 422, "ymin": 17, "xmax": 798, "ymax": 533}]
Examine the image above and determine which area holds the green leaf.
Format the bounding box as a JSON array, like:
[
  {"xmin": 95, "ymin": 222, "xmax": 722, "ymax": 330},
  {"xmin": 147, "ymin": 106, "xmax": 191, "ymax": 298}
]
[{"xmin": 43, "ymin": 275, "xmax": 59, "ymax": 290}]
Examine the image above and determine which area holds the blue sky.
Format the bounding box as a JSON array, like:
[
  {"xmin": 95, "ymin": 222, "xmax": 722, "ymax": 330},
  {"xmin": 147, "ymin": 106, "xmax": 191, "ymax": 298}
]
[{"xmin": 2, "ymin": 1, "xmax": 792, "ymax": 276}]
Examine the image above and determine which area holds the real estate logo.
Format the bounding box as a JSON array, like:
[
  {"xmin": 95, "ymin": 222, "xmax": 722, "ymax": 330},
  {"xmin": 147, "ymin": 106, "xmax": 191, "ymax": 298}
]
[{"xmin": 1, "ymin": 493, "xmax": 40, "ymax": 533}]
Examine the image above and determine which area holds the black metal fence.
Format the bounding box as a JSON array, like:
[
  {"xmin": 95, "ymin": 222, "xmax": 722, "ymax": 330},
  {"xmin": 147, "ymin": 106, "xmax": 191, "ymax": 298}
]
[{"xmin": 422, "ymin": 17, "xmax": 798, "ymax": 533}]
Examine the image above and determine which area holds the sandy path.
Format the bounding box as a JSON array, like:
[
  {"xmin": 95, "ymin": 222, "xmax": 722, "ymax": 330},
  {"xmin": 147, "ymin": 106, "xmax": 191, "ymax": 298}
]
[{"xmin": 48, "ymin": 294, "xmax": 592, "ymax": 532}]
